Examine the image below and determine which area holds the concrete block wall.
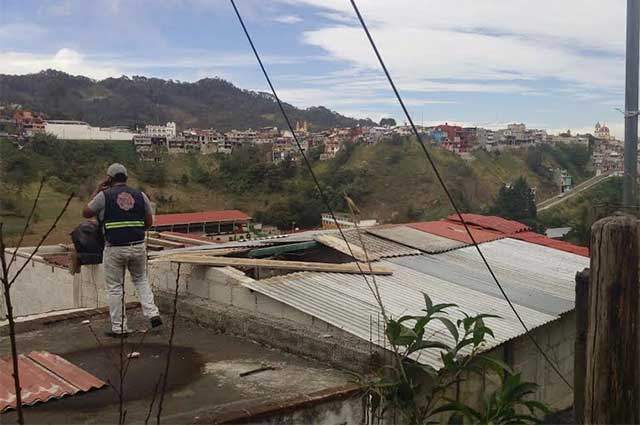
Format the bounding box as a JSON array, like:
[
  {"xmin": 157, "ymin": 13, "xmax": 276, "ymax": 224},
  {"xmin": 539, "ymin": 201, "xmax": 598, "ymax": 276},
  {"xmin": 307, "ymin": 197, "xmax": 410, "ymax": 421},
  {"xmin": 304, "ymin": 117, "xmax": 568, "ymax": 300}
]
[
  {"xmin": 509, "ymin": 312, "xmax": 575, "ymax": 410},
  {"xmin": 149, "ymin": 262, "xmax": 336, "ymax": 333},
  {"xmin": 7, "ymin": 255, "xmax": 140, "ymax": 317},
  {"xmin": 4, "ymin": 256, "xmax": 76, "ymax": 317}
]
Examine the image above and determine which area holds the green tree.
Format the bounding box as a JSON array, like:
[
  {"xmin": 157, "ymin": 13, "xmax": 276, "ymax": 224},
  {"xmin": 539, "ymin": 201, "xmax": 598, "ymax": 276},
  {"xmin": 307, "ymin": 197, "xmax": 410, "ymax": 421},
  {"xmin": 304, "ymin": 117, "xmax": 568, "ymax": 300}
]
[
  {"xmin": 491, "ymin": 177, "xmax": 537, "ymax": 221},
  {"xmin": 380, "ymin": 117, "xmax": 397, "ymax": 127}
]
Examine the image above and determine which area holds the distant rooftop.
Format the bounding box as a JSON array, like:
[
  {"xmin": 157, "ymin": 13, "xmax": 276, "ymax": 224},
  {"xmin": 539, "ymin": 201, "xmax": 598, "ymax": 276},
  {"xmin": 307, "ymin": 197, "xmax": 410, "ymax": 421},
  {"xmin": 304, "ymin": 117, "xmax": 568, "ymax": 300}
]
[{"xmin": 153, "ymin": 210, "xmax": 251, "ymax": 227}]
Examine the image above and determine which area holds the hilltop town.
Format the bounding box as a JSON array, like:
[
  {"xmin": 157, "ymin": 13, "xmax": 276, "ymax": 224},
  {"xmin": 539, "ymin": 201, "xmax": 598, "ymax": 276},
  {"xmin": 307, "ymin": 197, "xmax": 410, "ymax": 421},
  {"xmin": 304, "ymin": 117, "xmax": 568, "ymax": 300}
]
[{"xmin": 0, "ymin": 106, "xmax": 625, "ymax": 178}]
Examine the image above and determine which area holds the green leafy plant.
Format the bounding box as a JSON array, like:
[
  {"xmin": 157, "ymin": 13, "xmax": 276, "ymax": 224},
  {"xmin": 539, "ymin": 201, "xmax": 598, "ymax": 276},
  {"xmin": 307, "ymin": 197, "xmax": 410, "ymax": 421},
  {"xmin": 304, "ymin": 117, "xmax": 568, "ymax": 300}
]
[
  {"xmin": 435, "ymin": 373, "xmax": 551, "ymax": 424},
  {"xmin": 358, "ymin": 293, "xmax": 550, "ymax": 424}
]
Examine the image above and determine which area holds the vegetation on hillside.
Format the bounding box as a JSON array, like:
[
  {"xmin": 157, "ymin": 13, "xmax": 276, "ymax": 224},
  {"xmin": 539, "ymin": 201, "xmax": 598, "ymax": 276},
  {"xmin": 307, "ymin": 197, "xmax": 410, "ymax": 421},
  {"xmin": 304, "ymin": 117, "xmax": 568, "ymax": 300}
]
[
  {"xmin": 0, "ymin": 134, "xmax": 594, "ymax": 245},
  {"xmin": 538, "ymin": 177, "xmax": 623, "ymax": 246},
  {"xmin": 0, "ymin": 70, "xmax": 374, "ymax": 131},
  {"xmin": 489, "ymin": 177, "xmax": 539, "ymax": 230}
]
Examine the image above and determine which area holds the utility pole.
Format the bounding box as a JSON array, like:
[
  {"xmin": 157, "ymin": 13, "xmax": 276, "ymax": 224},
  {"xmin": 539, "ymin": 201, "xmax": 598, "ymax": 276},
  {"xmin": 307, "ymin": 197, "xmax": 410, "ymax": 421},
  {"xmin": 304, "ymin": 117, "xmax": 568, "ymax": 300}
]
[
  {"xmin": 624, "ymin": 0, "xmax": 640, "ymax": 210},
  {"xmin": 584, "ymin": 215, "xmax": 639, "ymax": 424}
]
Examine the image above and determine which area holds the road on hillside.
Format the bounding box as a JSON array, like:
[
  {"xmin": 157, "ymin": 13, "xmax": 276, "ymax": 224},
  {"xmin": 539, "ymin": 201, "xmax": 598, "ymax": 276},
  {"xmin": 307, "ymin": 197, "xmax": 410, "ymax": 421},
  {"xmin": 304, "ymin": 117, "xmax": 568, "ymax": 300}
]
[{"xmin": 537, "ymin": 172, "xmax": 617, "ymax": 212}]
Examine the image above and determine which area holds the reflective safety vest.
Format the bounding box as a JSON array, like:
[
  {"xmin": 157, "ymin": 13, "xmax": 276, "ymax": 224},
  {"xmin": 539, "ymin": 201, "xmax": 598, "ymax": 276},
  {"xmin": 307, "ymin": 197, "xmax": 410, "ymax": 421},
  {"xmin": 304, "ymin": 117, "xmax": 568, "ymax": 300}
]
[{"xmin": 103, "ymin": 185, "xmax": 146, "ymax": 245}]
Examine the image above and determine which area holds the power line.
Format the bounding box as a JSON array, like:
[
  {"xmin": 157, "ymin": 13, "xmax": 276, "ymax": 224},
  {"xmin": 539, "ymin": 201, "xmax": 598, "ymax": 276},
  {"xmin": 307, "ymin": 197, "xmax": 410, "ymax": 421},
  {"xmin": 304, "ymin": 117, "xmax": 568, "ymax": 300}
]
[
  {"xmin": 348, "ymin": 0, "xmax": 572, "ymax": 390},
  {"xmin": 228, "ymin": 0, "xmax": 374, "ymax": 291}
]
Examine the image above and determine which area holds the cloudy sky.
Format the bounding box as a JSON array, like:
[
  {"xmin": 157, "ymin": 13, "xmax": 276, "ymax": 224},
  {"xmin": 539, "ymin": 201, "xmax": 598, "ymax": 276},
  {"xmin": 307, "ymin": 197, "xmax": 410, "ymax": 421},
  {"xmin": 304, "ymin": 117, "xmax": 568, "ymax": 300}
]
[{"xmin": 0, "ymin": 0, "xmax": 628, "ymax": 136}]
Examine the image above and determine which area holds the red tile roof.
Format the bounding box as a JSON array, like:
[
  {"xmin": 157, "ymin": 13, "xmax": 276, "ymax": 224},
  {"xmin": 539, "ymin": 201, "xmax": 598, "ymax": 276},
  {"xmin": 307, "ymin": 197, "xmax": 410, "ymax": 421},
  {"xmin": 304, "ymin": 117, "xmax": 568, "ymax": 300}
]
[
  {"xmin": 446, "ymin": 213, "xmax": 530, "ymax": 234},
  {"xmin": 407, "ymin": 214, "xmax": 588, "ymax": 257},
  {"xmin": 407, "ymin": 220, "xmax": 504, "ymax": 244},
  {"xmin": 0, "ymin": 351, "xmax": 106, "ymax": 412},
  {"xmin": 153, "ymin": 210, "xmax": 251, "ymax": 227},
  {"xmin": 512, "ymin": 232, "xmax": 589, "ymax": 257}
]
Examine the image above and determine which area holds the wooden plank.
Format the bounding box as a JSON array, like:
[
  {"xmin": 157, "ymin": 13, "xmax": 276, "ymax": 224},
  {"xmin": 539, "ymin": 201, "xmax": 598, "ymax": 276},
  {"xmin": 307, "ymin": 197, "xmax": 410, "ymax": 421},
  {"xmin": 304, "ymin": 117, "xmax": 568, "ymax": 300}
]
[
  {"xmin": 147, "ymin": 248, "xmax": 245, "ymax": 259},
  {"xmin": 146, "ymin": 237, "xmax": 185, "ymax": 248},
  {"xmin": 151, "ymin": 232, "xmax": 212, "ymax": 246},
  {"xmin": 314, "ymin": 234, "xmax": 374, "ymax": 262},
  {"xmin": 150, "ymin": 255, "xmax": 392, "ymax": 275}
]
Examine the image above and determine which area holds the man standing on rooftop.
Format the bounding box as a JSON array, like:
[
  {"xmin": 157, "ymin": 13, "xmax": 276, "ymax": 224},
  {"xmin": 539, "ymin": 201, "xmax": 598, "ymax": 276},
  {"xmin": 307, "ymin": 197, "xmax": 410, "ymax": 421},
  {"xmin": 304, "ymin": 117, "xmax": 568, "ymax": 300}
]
[{"xmin": 83, "ymin": 163, "xmax": 162, "ymax": 337}]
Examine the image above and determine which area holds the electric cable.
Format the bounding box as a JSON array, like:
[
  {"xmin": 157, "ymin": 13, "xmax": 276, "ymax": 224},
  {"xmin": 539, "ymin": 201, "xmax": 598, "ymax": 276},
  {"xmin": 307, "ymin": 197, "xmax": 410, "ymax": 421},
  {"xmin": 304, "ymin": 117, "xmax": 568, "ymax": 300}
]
[
  {"xmin": 229, "ymin": 0, "xmax": 375, "ymax": 293},
  {"xmin": 349, "ymin": 0, "xmax": 572, "ymax": 390}
]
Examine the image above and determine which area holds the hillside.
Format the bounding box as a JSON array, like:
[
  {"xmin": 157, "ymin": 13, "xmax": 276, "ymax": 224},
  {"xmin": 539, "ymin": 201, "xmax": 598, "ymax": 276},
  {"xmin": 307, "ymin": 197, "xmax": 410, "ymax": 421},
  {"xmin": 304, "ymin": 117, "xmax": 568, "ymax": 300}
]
[
  {"xmin": 0, "ymin": 70, "xmax": 374, "ymax": 130},
  {"xmin": 538, "ymin": 177, "xmax": 623, "ymax": 246},
  {"xmin": 0, "ymin": 134, "xmax": 593, "ymax": 246}
]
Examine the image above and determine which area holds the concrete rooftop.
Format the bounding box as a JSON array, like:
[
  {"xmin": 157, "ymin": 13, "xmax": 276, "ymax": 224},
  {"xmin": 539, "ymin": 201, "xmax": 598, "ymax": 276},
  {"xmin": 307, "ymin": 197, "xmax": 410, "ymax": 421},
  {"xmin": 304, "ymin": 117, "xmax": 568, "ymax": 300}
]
[{"xmin": 0, "ymin": 308, "xmax": 354, "ymax": 424}]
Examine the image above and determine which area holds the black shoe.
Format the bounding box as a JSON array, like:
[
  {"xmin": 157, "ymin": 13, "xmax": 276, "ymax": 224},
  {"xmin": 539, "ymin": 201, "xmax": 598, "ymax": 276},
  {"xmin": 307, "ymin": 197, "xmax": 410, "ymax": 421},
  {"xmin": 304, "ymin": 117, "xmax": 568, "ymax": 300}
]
[
  {"xmin": 104, "ymin": 330, "xmax": 131, "ymax": 338},
  {"xmin": 150, "ymin": 316, "xmax": 163, "ymax": 328}
]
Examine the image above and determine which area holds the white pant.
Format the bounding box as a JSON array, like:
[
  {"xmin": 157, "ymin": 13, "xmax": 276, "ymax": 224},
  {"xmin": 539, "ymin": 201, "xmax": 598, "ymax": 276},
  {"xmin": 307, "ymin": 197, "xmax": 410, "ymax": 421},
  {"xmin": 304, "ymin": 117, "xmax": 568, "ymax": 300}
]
[{"xmin": 103, "ymin": 243, "xmax": 159, "ymax": 333}]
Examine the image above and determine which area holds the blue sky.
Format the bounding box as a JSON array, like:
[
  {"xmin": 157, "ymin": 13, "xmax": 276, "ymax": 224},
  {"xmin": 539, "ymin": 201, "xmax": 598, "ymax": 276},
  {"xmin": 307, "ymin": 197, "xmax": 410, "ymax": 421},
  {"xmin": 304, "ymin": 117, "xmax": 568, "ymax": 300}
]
[{"xmin": 0, "ymin": 0, "xmax": 627, "ymax": 136}]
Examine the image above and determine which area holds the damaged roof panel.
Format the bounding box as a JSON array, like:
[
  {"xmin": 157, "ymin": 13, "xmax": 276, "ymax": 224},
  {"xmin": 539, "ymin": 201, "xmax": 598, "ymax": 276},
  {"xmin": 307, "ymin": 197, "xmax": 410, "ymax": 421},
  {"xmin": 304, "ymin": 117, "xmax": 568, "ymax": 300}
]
[
  {"xmin": 445, "ymin": 214, "xmax": 530, "ymax": 234},
  {"xmin": 366, "ymin": 225, "xmax": 466, "ymax": 253},
  {"xmin": 0, "ymin": 351, "xmax": 106, "ymax": 412},
  {"xmin": 407, "ymin": 220, "xmax": 504, "ymax": 244},
  {"xmin": 315, "ymin": 228, "xmax": 420, "ymax": 260}
]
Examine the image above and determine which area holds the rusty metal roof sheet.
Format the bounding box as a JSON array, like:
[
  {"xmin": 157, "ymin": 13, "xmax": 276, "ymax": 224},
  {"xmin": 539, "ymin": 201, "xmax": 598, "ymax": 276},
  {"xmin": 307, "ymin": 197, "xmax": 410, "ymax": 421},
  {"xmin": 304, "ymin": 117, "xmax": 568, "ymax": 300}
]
[
  {"xmin": 407, "ymin": 220, "xmax": 504, "ymax": 244},
  {"xmin": 445, "ymin": 214, "xmax": 530, "ymax": 234},
  {"xmin": 512, "ymin": 232, "xmax": 589, "ymax": 257},
  {"xmin": 0, "ymin": 351, "xmax": 106, "ymax": 412},
  {"xmin": 366, "ymin": 225, "xmax": 466, "ymax": 253}
]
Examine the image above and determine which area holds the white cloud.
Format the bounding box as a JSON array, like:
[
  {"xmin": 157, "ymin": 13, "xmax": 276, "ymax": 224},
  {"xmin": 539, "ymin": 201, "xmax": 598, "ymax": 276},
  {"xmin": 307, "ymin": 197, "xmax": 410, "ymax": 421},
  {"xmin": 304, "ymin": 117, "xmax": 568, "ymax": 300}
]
[
  {"xmin": 271, "ymin": 0, "xmax": 625, "ymax": 104},
  {"xmin": 0, "ymin": 47, "xmax": 309, "ymax": 81},
  {"xmin": 302, "ymin": 25, "xmax": 623, "ymax": 90},
  {"xmin": 285, "ymin": 0, "xmax": 624, "ymax": 53},
  {"xmin": 0, "ymin": 48, "xmax": 121, "ymax": 80},
  {"xmin": 273, "ymin": 14, "xmax": 303, "ymax": 24}
]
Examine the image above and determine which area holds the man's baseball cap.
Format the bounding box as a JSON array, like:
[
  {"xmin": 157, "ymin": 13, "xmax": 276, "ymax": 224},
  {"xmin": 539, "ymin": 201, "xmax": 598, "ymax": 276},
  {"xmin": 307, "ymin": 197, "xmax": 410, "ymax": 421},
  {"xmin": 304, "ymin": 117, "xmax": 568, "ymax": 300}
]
[{"xmin": 107, "ymin": 163, "xmax": 128, "ymax": 177}]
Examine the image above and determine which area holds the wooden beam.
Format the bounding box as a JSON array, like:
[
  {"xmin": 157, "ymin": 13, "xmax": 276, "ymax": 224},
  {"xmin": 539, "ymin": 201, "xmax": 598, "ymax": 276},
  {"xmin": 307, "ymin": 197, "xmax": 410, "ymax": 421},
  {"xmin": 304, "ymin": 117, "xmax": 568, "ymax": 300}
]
[
  {"xmin": 147, "ymin": 248, "xmax": 245, "ymax": 259},
  {"xmin": 146, "ymin": 236, "xmax": 185, "ymax": 248},
  {"xmin": 150, "ymin": 254, "xmax": 392, "ymax": 275},
  {"xmin": 150, "ymin": 232, "xmax": 212, "ymax": 246},
  {"xmin": 584, "ymin": 215, "xmax": 639, "ymax": 424}
]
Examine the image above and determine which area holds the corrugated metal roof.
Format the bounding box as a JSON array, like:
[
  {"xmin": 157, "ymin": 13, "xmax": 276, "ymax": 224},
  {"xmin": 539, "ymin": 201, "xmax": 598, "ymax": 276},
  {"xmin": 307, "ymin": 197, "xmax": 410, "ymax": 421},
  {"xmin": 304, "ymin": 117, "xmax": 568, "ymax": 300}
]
[
  {"xmin": 390, "ymin": 238, "xmax": 588, "ymax": 315},
  {"xmin": 512, "ymin": 232, "xmax": 589, "ymax": 257},
  {"xmin": 243, "ymin": 238, "xmax": 588, "ymax": 367},
  {"xmin": 367, "ymin": 226, "xmax": 466, "ymax": 253},
  {"xmin": 315, "ymin": 228, "xmax": 421, "ymax": 260},
  {"xmin": 446, "ymin": 214, "xmax": 530, "ymax": 234},
  {"xmin": 0, "ymin": 351, "xmax": 106, "ymax": 412},
  {"xmin": 407, "ymin": 220, "xmax": 504, "ymax": 244},
  {"xmin": 153, "ymin": 210, "xmax": 251, "ymax": 226}
]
